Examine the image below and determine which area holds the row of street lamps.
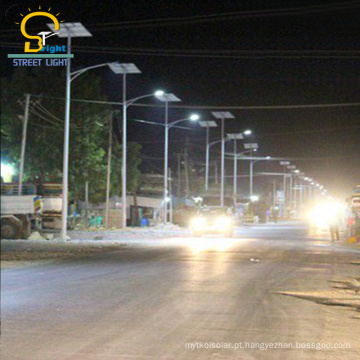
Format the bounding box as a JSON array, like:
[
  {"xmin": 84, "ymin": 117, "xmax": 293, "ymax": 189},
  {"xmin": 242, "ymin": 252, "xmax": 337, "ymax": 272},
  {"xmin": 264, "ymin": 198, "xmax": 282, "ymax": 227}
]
[
  {"xmin": 50, "ymin": 22, "xmax": 203, "ymax": 238},
  {"xmin": 47, "ymin": 22, "xmax": 331, "ymax": 238}
]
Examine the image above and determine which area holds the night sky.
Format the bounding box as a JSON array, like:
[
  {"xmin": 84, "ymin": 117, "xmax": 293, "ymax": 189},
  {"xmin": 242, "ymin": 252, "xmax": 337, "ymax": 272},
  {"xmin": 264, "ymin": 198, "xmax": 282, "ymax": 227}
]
[{"xmin": 1, "ymin": 0, "xmax": 360, "ymax": 199}]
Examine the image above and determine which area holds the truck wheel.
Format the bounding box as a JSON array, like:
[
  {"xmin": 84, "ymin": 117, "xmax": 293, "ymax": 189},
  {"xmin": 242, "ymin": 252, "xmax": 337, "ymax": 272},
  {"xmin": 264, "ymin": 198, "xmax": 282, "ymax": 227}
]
[{"xmin": 1, "ymin": 218, "xmax": 21, "ymax": 239}]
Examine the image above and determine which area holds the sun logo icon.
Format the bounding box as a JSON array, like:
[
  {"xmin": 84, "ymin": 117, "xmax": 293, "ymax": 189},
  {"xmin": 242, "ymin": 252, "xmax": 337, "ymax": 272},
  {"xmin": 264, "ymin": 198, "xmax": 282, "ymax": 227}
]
[{"xmin": 15, "ymin": 5, "xmax": 65, "ymax": 53}]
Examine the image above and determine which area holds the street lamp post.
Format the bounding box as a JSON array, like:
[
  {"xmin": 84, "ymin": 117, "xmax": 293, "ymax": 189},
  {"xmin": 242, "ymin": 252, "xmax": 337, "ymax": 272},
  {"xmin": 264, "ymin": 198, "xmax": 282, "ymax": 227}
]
[
  {"xmin": 243, "ymin": 143, "xmax": 259, "ymax": 197},
  {"xmin": 204, "ymin": 136, "xmax": 236, "ymax": 194},
  {"xmin": 48, "ymin": 22, "xmax": 93, "ymax": 240},
  {"xmin": 227, "ymin": 133, "xmax": 244, "ymax": 199},
  {"xmin": 199, "ymin": 121, "xmax": 218, "ymax": 192},
  {"xmin": 280, "ymin": 161, "xmax": 290, "ymax": 217},
  {"xmin": 155, "ymin": 93, "xmax": 182, "ymax": 223},
  {"xmin": 287, "ymin": 165, "xmax": 296, "ymax": 213},
  {"xmin": 211, "ymin": 112, "xmax": 234, "ymax": 207},
  {"xmin": 107, "ymin": 63, "xmax": 144, "ymax": 228},
  {"xmin": 160, "ymin": 113, "xmax": 200, "ymax": 222}
]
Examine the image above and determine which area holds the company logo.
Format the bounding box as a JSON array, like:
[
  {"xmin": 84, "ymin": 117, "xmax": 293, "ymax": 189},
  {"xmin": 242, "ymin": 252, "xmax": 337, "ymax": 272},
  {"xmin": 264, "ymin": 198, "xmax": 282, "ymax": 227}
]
[
  {"xmin": 14, "ymin": 5, "xmax": 64, "ymax": 52},
  {"xmin": 8, "ymin": 6, "xmax": 72, "ymax": 67}
]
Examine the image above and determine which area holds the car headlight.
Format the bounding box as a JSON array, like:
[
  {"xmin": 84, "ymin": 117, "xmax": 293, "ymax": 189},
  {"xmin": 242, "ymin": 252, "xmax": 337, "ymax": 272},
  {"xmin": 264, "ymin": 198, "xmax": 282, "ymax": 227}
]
[
  {"xmin": 191, "ymin": 217, "xmax": 206, "ymax": 230},
  {"xmin": 215, "ymin": 216, "xmax": 233, "ymax": 230}
]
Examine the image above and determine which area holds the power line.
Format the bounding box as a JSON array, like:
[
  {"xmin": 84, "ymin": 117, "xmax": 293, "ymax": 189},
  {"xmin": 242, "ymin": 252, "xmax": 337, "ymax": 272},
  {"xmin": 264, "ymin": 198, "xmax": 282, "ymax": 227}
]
[
  {"xmin": 2, "ymin": 2, "xmax": 358, "ymax": 33},
  {"xmin": 26, "ymin": 93, "xmax": 360, "ymax": 110},
  {"xmin": 70, "ymin": 2, "xmax": 360, "ymax": 31},
  {"xmin": 3, "ymin": 42, "xmax": 360, "ymax": 59}
]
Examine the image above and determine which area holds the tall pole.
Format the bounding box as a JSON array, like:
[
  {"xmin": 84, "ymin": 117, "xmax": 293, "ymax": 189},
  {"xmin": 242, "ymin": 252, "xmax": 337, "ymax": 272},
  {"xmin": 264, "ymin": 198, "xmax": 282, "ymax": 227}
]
[
  {"xmin": 121, "ymin": 73, "xmax": 127, "ymax": 228},
  {"xmin": 299, "ymin": 179, "xmax": 303, "ymax": 216},
  {"xmin": 18, "ymin": 93, "xmax": 30, "ymax": 195},
  {"xmin": 163, "ymin": 101, "xmax": 169, "ymax": 223},
  {"xmin": 105, "ymin": 116, "xmax": 113, "ymax": 228},
  {"xmin": 61, "ymin": 36, "xmax": 72, "ymax": 240},
  {"xmin": 220, "ymin": 118, "xmax": 225, "ymax": 207},
  {"xmin": 293, "ymin": 177, "xmax": 297, "ymax": 215},
  {"xmin": 184, "ymin": 137, "xmax": 190, "ymax": 196},
  {"xmin": 214, "ymin": 160, "xmax": 218, "ymax": 185},
  {"xmin": 169, "ymin": 167, "xmax": 173, "ymax": 223},
  {"xmin": 283, "ymin": 166, "xmax": 287, "ymax": 217},
  {"xmin": 233, "ymin": 139, "xmax": 237, "ymax": 198},
  {"xmin": 249, "ymin": 153, "xmax": 254, "ymax": 198},
  {"xmin": 273, "ymin": 179, "xmax": 277, "ymax": 207},
  {"xmin": 85, "ymin": 180, "xmax": 89, "ymax": 228},
  {"xmin": 289, "ymin": 174, "xmax": 293, "ymax": 211},
  {"xmin": 205, "ymin": 126, "xmax": 210, "ymax": 192}
]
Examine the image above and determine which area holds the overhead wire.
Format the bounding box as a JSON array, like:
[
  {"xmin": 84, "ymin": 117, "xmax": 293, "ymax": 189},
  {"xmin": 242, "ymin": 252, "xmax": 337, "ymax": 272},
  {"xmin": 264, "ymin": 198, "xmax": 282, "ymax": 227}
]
[{"xmin": 2, "ymin": 2, "xmax": 359, "ymax": 34}]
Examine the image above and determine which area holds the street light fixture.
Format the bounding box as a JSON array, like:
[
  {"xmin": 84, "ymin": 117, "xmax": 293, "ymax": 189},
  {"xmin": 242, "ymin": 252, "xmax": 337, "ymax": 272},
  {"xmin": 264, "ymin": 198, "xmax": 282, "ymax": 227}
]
[
  {"xmin": 1, "ymin": 163, "xmax": 15, "ymax": 183},
  {"xmin": 189, "ymin": 114, "xmax": 200, "ymax": 121},
  {"xmin": 243, "ymin": 129, "xmax": 252, "ymax": 136},
  {"xmin": 211, "ymin": 111, "xmax": 235, "ymax": 206}
]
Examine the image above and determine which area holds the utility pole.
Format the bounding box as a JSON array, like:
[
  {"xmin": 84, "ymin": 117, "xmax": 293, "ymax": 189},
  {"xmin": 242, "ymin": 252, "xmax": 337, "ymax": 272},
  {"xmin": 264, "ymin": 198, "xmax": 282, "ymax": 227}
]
[
  {"xmin": 105, "ymin": 116, "xmax": 113, "ymax": 228},
  {"xmin": 18, "ymin": 94, "xmax": 31, "ymax": 195}
]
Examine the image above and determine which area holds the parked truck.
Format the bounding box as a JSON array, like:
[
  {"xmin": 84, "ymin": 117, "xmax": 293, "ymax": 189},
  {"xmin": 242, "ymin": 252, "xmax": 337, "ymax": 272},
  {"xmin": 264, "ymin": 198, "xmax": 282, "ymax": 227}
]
[
  {"xmin": 1, "ymin": 192, "xmax": 42, "ymax": 239},
  {"xmin": 1, "ymin": 183, "xmax": 63, "ymax": 239}
]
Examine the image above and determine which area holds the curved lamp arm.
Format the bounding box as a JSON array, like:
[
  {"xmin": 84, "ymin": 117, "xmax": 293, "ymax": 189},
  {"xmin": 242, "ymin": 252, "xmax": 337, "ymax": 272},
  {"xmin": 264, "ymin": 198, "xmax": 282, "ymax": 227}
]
[
  {"xmin": 168, "ymin": 118, "xmax": 190, "ymax": 129},
  {"xmin": 70, "ymin": 63, "xmax": 112, "ymax": 83},
  {"xmin": 126, "ymin": 93, "xmax": 155, "ymax": 108}
]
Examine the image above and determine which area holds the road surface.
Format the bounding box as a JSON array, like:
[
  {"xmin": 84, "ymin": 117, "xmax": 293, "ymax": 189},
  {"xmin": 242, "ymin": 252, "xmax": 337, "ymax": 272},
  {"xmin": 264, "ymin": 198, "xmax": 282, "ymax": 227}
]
[{"xmin": 2, "ymin": 222, "xmax": 360, "ymax": 359}]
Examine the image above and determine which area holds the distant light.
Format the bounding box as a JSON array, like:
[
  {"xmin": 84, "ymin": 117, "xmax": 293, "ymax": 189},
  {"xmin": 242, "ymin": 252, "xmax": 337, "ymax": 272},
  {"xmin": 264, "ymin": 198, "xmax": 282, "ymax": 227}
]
[
  {"xmin": 154, "ymin": 90, "xmax": 165, "ymax": 97},
  {"xmin": 1, "ymin": 163, "xmax": 15, "ymax": 182},
  {"xmin": 243, "ymin": 129, "xmax": 252, "ymax": 136},
  {"xmin": 250, "ymin": 195, "xmax": 259, "ymax": 202},
  {"xmin": 189, "ymin": 114, "xmax": 200, "ymax": 121},
  {"xmin": 266, "ymin": 156, "xmax": 271, "ymax": 159},
  {"xmin": 294, "ymin": 169, "xmax": 300, "ymax": 173},
  {"xmin": 253, "ymin": 149, "xmax": 258, "ymax": 152},
  {"xmin": 165, "ymin": 196, "xmax": 171, "ymax": 202}
]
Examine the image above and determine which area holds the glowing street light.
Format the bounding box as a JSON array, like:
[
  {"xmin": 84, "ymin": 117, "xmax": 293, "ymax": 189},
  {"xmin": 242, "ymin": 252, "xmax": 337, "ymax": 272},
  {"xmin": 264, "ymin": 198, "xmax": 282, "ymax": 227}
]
[{"xmin": 1, "ymin": 163, "xmax": 15, "ymax": 182}]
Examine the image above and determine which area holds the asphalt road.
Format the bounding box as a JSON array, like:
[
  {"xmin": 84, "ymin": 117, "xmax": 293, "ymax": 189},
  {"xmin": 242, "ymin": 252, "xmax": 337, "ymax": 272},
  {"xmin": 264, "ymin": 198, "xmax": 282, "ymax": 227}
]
[{"xmin": 2, "ymin": 222, "xmax": 360, "ymax": 360}]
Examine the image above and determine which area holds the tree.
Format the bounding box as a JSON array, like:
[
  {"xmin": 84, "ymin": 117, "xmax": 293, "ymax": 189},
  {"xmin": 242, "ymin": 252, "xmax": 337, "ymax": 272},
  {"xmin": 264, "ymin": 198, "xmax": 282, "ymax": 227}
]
[{"xmin": 1, "ymin": 67, "xmax": 111, "ymax": 203}]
